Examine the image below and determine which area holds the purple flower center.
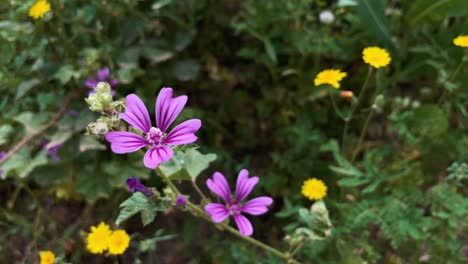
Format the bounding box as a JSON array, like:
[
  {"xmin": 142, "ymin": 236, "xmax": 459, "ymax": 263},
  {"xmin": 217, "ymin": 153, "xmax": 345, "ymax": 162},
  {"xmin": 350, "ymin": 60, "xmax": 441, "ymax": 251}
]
[
  {"xmin": 227, "ymin": 203, "xmax": 242, "ymax": 216},
  {"xmin": 146, "ymin": 127, "xmax": 165, "ymax": 147}
]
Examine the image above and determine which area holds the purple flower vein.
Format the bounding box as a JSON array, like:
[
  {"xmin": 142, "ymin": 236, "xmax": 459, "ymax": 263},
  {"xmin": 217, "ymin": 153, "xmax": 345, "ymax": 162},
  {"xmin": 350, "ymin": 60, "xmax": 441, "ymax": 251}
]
[
  {"xmin": 105, "ymin": 88, "xmax": 201, "ymax": 169},
  {"xmin": 204, "ymin": 169, "xmax": 273, "ymax": 236}
]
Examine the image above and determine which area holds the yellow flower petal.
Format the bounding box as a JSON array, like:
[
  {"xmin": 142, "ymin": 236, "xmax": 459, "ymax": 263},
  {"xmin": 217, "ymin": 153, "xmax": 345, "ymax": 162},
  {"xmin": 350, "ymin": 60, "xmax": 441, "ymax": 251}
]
[
  {"xmin": 314, "ymin": 69, "xmax": 347, "ymax": 89},
  {"xmin": 86, "ymin": 222, "xmax": 112, "ymax": 254},
  {"xmin": 302, "ymin": 178, "xmax": 327, "ymax": 200},
  {"xmin": 453, "ymin": 35, "xmax": 468, "ymax": 48},
  {"xmin": 29, "ymin": 0, "xmax": 51, "ymax": 20},
  {"xmin": 108, "ymin": 230, "xmax": 131, "ymax": 255},
  {"xmin": 39, "ymin": 251, "xmax": 55, "ymax": 264},
  {"xmin": 362, "ymin": 47, "xmax": 391, "ymax": 68}
]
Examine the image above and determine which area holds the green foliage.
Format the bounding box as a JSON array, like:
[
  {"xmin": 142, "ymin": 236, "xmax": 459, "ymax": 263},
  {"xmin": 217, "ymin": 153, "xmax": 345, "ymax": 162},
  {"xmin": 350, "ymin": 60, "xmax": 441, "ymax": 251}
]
[{"xmin": 0, "ymin": 0, "xmax": 467, "ymax": 263}]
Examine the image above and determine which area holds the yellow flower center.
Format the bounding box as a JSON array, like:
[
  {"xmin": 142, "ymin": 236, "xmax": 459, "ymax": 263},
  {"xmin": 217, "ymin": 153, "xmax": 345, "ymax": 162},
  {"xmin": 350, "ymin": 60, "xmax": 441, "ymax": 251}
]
[{"xmin": 302, "ymin": 178, "xmax": 327, "ymax": 200}]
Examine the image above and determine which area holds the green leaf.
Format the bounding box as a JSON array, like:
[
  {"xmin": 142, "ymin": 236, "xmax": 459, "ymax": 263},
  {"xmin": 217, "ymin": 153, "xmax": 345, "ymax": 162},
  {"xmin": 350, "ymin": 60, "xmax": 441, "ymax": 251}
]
[
  {"xmin": 0, "ymin": 125, "xmax": 13, "ymax": 145},
  {"xmin": 15, "ymin": 78, "xmax": 40, "ymax": 99},
  {"xmin": 54, "ymin": 65, "xmax": 79, "ymax": 84},
  {"xmin": 14, "ymin": 112, "xmax": 50, "ymax": 134},
  {"xmin": 354, "ymin": 0, "xmax": 394, "ymax": 48},
  {"xmin": 407, "ymin": 0, "xmax": 453, "ymax": 26},
  {"xmin": 159, "ymin": 149, "xmax": 217, "ymax": 181},
  {"xmin": 171, "ymin": 59, "xmax": 200, "ymax": 81},
  {"xmin": 0, "ymin": 37, "xmax": 14, "ymax": 64},
  {"xmin": 79, "ymin": 136, "xmax": 106, "ymax": 152},
  {"xmin": 408, "ymin": 105, "xmax": 448, "ymax": 138},
  {"xmin": 0, "ymin": 147, "xmax": 48, "ymax": 179},
  {"xmin": 116, "ymin": 192, "xmax": 166, "ymax": 226}
]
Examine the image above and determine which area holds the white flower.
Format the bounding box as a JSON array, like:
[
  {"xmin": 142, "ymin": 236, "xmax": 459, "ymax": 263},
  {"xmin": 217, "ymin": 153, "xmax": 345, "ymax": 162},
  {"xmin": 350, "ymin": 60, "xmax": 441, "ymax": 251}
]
[{"xmin": 319, "ymin": 10, "xmax": 335, "ymax": 24}]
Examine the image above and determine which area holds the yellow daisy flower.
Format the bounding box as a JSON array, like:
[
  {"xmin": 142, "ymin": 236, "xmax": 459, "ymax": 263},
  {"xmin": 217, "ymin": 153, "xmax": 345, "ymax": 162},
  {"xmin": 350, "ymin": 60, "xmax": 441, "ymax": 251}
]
[
  {"xmin": 314, "ymin": 69, "xmax": 347, "ymax": 89},
  {"xmin": 302, "ymin": 178, "xmax": 327, "ymax": 201},
  {"xmin": 86, "ymin": 222, "xmax": 112, "ymax": 254},
  {"xmin": 453, "ymin": 35, "xmax": 468, "ymax": 47},
  {"xmin": 362, "ymin": 47, "xmax": 391, "ymax": 68},
  {"xmin": 29, "ymin": 0, "xmax": 51, "ymax": 20},
  {"xmin": 108, "ymin": 230, "xmax": 131, "ymax": 255},
  {"xmin": 39, "ymin": 251, "xmax": 55, "ymax": 264}
]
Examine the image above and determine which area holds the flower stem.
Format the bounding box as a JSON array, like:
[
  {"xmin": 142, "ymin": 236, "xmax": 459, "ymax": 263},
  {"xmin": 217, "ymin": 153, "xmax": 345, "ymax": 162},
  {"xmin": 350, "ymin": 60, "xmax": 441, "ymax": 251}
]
[
  {"xmin": 191, "ymin": 179, "xmax": 209, "ymax": 203},
  {"xmin": 341, "ymin": 67, "xmax": 373, "ymax": 153},
  {"xmin": 155, "ymin": 168, "xmax": 300, "ymax": 264}
]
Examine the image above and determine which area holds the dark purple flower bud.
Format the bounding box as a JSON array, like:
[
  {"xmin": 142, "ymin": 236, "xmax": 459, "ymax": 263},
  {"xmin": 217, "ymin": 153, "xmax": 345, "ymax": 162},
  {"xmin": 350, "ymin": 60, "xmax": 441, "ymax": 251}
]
[
  {"xmin": 176, "ymin": 195, "xmax": 186, "ymax": 207},
  {"xmin": 0, "ymin": 151, "xmax": 6, "ymax": 161},
  {"xmin": 126, "ymin": 176, "xmax": 152, "ymax": 196}
]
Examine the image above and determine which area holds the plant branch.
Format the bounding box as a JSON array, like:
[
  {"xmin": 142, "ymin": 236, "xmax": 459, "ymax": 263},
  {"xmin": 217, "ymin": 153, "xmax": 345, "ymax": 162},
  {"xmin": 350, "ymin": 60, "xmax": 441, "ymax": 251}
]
[{"xmin": 0, "ymin": 95, "xmax": 72, "ymax": 166}]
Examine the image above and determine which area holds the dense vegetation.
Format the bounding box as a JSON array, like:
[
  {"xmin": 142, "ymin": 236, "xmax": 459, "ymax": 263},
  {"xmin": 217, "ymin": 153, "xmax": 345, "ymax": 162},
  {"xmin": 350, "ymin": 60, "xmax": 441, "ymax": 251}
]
[{"xmin": 0, "ymin": 0, "xmax": 467, "ymax": 263}]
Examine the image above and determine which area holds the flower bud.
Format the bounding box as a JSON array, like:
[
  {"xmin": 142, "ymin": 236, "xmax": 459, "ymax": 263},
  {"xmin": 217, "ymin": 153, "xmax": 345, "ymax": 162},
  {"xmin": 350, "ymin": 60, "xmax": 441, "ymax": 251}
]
[
  {"xmin": 319, "ymin": 10, "xmax": 335, "ymax": 24},
  {"xmin": 340, "ymin": 90, "xmax": 353, "ymax": 100},
  {"xmin": 176, "ymin": 195, "xmax": 187, "ymax": 207}
]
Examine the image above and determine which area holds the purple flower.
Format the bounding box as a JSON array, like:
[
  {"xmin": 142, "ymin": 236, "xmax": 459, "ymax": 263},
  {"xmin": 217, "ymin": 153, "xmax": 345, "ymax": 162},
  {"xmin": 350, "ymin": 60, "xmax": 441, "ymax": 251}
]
[
  {"xmin": 42, "ymin": 142, "xmax": 63, "ymax": 162},
  {"xmin": 176, "ymin": 195, "xmax": 187, "ymax": 206},
  {"xmin": 204, "ymin": 169, "xmax": 273, "ymax": 236},
  {"xmin": 0, "ymin": 151, "xmax": 5, "ymax": 161},
  {"xmin": 84, "ymin": 67, "xmax": 118, "ymax": 95},
  {"xmin": 105, "ymin": 88, "xmax": 202, "ymax": 169},
  {"xmin": 126, "ymin": 176, "xmax": 152, "ymax": 196}
]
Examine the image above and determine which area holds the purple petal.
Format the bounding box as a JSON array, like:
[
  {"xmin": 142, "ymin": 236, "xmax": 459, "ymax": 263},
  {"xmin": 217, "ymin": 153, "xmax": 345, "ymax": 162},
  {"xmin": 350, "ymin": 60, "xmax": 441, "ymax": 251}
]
[
  {"xmin": 241, "ymin": 197, "xmax": 273, "ymax": 215},
  {"xmin": 110, "ymin": 89, "xmax": 116, "ymax": 96},
  {"xmin": 234, "ymin": 214, "xmax": 253, "ymax": 236},
  {"xmin": 143, "ymin": 146, "xmax": 174, "ymax": 169},
  {"xmin": 97, "ymin": 67, "xmax": 110, "ymax": 81},
  {"xmin": 205, "ymin": 203, "xmax": 229, "ymax": 223},
  {"xmin": 155, "ymin": 87, "xmax": 188, "ymax": 132},
  {"xmin": 120, "ymin": 94, "xmax": 152, "ymax": 133},
  {"xmin": 164, "ymin": 119, "xmax": 201, "ymax": 145},
  {"xmin": 105, "ymin": 131, "xmax": 148, "ymax": 153},
  {"xmin": 109, "ymin": 79, "xmax": 119, "ymax": 86},
  {"xmin": 85, "ymin": 79, "xmax": 98, "ymax": 88},
  {"xmin": 235, "ymin": 169, "xmax": 259, "ymax": 203},
  {"xmin": 206, "ymin": 172, "xmax": 231, "ymax": 203}
]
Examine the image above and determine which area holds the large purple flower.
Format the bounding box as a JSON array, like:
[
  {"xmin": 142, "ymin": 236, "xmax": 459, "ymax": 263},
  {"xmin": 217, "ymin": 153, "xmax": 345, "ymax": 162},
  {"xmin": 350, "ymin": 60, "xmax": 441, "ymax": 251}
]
[
  {"xmin": 204, "ymin": 169, "xmax": 273, "ymax": 236},
  {"xmin": 105, "ymin": 88, "xmax": 201, "ymax": 169},
  {"xmin": 85, "ymin": 67, "xmax": 118, "ymax": 95}
]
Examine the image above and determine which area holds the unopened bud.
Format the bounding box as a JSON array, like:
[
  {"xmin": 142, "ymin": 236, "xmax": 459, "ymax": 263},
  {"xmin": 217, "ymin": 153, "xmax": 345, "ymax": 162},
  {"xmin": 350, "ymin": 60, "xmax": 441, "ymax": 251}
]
[{"xmin": 340, "ymin": 90, "xmax": 353, "ymax": 100}]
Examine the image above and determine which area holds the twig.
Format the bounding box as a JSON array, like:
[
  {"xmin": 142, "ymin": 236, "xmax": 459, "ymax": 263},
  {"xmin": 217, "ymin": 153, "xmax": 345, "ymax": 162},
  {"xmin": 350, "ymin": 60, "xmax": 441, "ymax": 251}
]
[{"xmin": 0, "ymin": 96, "xmax": 72, "ymax": 166}]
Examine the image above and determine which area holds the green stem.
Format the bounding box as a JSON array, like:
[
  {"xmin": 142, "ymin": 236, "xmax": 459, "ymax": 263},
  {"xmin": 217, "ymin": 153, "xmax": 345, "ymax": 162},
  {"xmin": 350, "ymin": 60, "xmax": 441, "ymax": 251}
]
[
  {"xmin": 155, "ymin": 169, "xmax": 300, "ymax": 264},
  {"xmin": 438, "ymin": 54, "xmax": 466, "ymax": 105},
  {"xmin": 191, "ymin": 179, "xmax": 209, "ymax": 203},
  {"xmin": 351, "ymin": 69, "xmax": 382, "ymax": 161},
  {"xmin": 329, "ymin": 91, "xmax": 345, "ymax": 120},
  {"xmin": 342, "ymin": 66, "xmax": 373, "ymax": 154}
]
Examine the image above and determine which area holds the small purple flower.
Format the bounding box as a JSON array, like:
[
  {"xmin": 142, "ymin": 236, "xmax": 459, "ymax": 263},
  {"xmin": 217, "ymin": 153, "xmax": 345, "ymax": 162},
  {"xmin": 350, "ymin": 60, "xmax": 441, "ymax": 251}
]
[
  {"xmin": 204, "ymin": 169, "xmax": 273, "ymax": 236},
  {"xmin": 105, "ymin": 88, "xmax": 202, "ymax": 169},
  {"xmin": 126, "ymin": 176, "xmax": 152, "ymax": 196},
  {"xmin": 84, "ymin": 67, "xmax": 118, "ymax": 95},
  {"xmin": 42, "ymin": 142, "xmax": 63, "ymax": 162},
  {"xmin": 176, "ymin": 195, "xmax": 187, "ymax": 206}
]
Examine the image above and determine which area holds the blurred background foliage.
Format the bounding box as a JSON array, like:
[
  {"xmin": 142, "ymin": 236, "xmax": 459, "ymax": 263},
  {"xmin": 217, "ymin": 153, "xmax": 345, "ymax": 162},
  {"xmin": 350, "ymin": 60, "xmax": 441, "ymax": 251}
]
[{"xmin": 0, "ymin": 0, "xmax": 467, "ymax": 263}]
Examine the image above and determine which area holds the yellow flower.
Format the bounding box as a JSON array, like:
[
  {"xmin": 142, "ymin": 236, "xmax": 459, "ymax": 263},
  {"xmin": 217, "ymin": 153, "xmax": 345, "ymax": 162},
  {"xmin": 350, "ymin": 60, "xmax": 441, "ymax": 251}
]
[
  {"xmin": 362, "ymin": 47, "xmax": 391, "ymax": 68},
  {"xmin": 86, "ymin": 222, "xmax": 112, "ymax": 254},
  {"xmin": 39, "ymin": 251, "xmax": 55, "ymax": 264},
  {"xmin": 108, "ymin": 230, "xmax": 131, "ymax": 255},
  {"xmin": 29, "ymin": 0, "xmax": 51, "ymax": 20},
  {"xmin": 302, "ymin": 178, "xmax": 327, "ymax": 200},
  {"xmin": 453, "ymin": 35, "xmax": 468, "ymax": 47},
  {"xmin": 314, "ymin": 69, "xmax": 347, "ymax": 89}
]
